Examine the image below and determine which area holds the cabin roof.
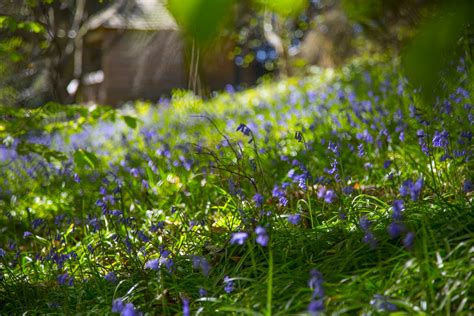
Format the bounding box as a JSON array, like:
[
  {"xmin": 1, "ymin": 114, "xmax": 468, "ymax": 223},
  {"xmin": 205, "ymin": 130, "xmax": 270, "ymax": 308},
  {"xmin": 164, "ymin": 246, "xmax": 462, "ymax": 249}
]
[{"xmin": 92, "ymin": 0, "xmax": 178, "ymax": 31}]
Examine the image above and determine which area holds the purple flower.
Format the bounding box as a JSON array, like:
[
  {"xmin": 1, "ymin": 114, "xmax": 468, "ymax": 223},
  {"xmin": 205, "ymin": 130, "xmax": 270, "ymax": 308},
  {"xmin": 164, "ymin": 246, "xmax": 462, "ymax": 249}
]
[
  {"xmin": 308, "ymin": 299, "xmax": 324, "ymax": 315},
  {"xmin": 230, "ymin": 232, "xmax": 249, "ymax": 245},
  {"xmin": 57, "ymin": 273, "xmax": 72, "ymax": 286},
  {"xmin": 403, "ymin": 232, "xmax": 415, "ymax": 249},
  {"xmin": 223, "ymin": 275, "xmax": 234, "ymax": 293},
  {"xmin": 105, "ymin": 271, "xmax": 117, "ymax": 283},
  {"xmin": 324, "ymin": 190, "xmax": 336, "ymax": 203},
  {"xmin": 400, "ymin": 178, "xmax": 423, "ymax": 201},
  {"xmin": 199, "ymin": 287, "xmax": 208, "ymax": 297},
  {"xmin": 392, "ymin": 199, "xmax": 404, "ymax": 220},
  {"xmin": 182, "ymin": 297, "xmax": 190, "ymax": 316},
  {"xmin": 387, "ymin": 222, "xmax": 405, "ymax": 239},
  {"xmin": 145, "ymin": 259, "xmax": 160, "ymax": 270},
  {"xmin": 23, "ymin": 231, "xmax": 32, "ymax": 238},
  {"xmin": 383, "ymin": 160, "xmax": 392, "ymax": 169},
  {"xmin": 121, "ymin": 302, "xmax": 141, "ymax": 316},
  {"xmin": 463, "ymin": 180, "xmax": 473, "ymax": 193},
  {"xmin": 432, "ymin": 130, "xmax": 449, "ymax": 148},
  {"xmin": 129, "ymin": 168, "xmax": 139, "ymax": 178},
  {"xmin": 236, "ymin": 123, "xmax": 251, "ymax": 136},
  {"xmin": 370, "ymin": 294, "xmax": 397, "ymax": 312},
  {"xmin": 308, "ymin": 269, "xmax": 324, "ymax": 298},
  {"xmin": 253, "ymin": 193, "xmax": 264, "ymax": 207},
  {"xmin": 255, "ymin": 226, "xmax": 269, "ymax": 247},
  {"xmin": 357, "ymin": 143, "xmax": 365, "ymax": 157},
  {"xmin": 192, "ymin": 256, "xmax": 211, "ymax": 276},
  {"xmin": 112, "ymin": 298, "xmax": 124, "ymax": 313},
  {"xmin": 0, "ymin": 248, "xmax": 5, "ymax": 258},
  {"xmin": 359, "ymin": 216, "xmax": 371, "ymax": 231},
  {"xmin": 288, "ymin": 214, "xmax": 301, "ymax": 225},
  {"xmin": 363, "ymin": 232, "xmax": 377, "ymax": 249},
  {"xmin": 73, "ymin": 173, "xmax": 80, "ymax": 183}
]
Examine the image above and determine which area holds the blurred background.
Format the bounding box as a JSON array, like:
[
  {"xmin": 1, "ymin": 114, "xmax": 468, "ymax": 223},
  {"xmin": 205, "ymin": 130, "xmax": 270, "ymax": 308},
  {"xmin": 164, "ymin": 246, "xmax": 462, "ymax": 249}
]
[{"xmin": 0, "ymin": 0, "xmax": 473, "ymax": 107}]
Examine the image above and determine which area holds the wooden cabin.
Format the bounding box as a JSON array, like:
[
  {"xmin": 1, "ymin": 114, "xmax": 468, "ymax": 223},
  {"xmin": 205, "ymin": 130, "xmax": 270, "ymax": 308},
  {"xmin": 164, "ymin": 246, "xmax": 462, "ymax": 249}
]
[{"xmin": 80, "ymin": 0, "xmax": 256, "ymax": 106}]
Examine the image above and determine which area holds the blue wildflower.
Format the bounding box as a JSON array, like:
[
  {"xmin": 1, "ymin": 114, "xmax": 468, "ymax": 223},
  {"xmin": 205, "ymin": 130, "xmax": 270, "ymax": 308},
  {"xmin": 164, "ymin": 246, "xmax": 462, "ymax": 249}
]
[
  {"xmin": 253, "ymin": 193, "xmax": 264, "ymax": 207},
  {"xmin": 400, "ymin": 178, "xmax": 423, "ymax": 201},
  {"xmin": 288, "ymin": 214, "xmax": 301, "ymax": 225},
  {"xmin": 392, "ymin": 199, "xmax": 404, "ymax": 220},
  {"xmin": 0, "ymin": 248, "xmax": 5, "ymax": 258},
  {"xmin": 192, "ymin": 256, "xmax": 211, "ymax": 276},
  {"xmin": 199, "ymin": 287, "xmax": 208, "ymax": 297},
  {"xmin": 387, "ymin": 222, "xmax": 406, "ymax": 239},
  {"xmin": 105, "ymin": 271, "xmax": 117, "ymax": 283},
  {"xmin": 324, "ymin": 190, "xmax": 336, "ymax": 203},
  {"xmin": 463, "ymin": 180, "xmax": 473, "ymax": 193},
  {"xmin": 363, "ymin": 232, "xmax": 377, "ymax": 249},
  {"xmin": 230, "ymin": 232, "xmax": 249, "ymax": 245},
  {"xmin": 370, "ymin": 294, "xmax": 397, "ymax": 312},
  {"xmin": 308, "ymin": 299, "xmax": 324, "ymax": 315},
  {"xmin": 182, "ymin": 297, "xmax": 190, "ymax": 316},
  {"xmin": 255, "ymin": 226, "xmax": 269, "ymax": 247},
  {"xmin": 308, "ymin": 269, "xmax": 324, "ymax": 298},
  {"xmin": 121, "ymin": 302, "xmax": 141, "ymax": 316},
  {"xmin": 359, "ymin": 216, "xmax": 371, "ymax": 231},
  {"xmin": 403, "ymin": 232, "xmax": 415, "ymax": 249},
  {"xmin": 145, "ymin": 259, "xmax": 160, "ymax": 270},
  {"xmin": 23, "ymin": 231, "xmax": 32, "ymax": 238},
  {"xmin": 223, "ymin": 276, "xmax": 234, "ymax": 293},
  {"xmin": 432, "ymin": 130, "xmax": 449, "ymax": 148},
  {"xmin": 112, "ymin": 298, "xmax": 125, "ymax": 313}
]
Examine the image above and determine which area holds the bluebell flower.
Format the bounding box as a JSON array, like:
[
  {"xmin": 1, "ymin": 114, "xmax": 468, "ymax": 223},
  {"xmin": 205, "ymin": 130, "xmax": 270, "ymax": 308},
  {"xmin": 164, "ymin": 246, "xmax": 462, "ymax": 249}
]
[
  {"xmin": 223, "ymin": 276, "xmax": 234, "ymax": 293},
  {"xmin": 357, "ymin": 143, "xmax": 365, "ymax": 157},
  {"xmin": 383, "ymin": 160, "xmax": 392, "ymax": 169},
  {"xmin": 308, "ymin": 299, "xmax": 324, "ymax": 315},
  {"xmin": 463, "ymin": 180, "xmax": 473, "ymax": 193},
  {"xmin": 342, "ymin": 186, "xmax": 354, "ymax": 195},
  {"xmin": 400, "ymin": 178, "xmax": 423, "ymax": 201},
  {"xmin": 0, "ymin": 248, "xmax": 5, "ymax": 258},
  {"xmin": 181, "ymin": 297, "xmax": 190, "ymax": 316},
  {"xmin": 23, "ymin": 231, "xmax": 32, "ymax": 238},
  {"xmin": 288, "ymin": 214, "xmax": 301, "ymax": 225},
  {"xmin": 73, "ymin": 173, "xmax": 80, "ymax": 183},
  {"xmin": 324, "ymin": 190, "xmax": 336, "ymax": 204},
  {"xmin": 199, "ymin": 287, "xmax": 208, "ymax": 297},
  {"xmin": 121, "ymin": 302, "xmax": 141, "ymax": 316},
  {"xmin": 403, "ymin": 232, "xmax": 415, "ymax": 249},
  {"xmin": 308, "ymin": 269, "xmax": 324, "ymax": 298},
  {"xmin": 145, "ymin": 259, "xmax": 160, "ymax": 270},
  {"xmin": 255, "ymin": 226, "xmax": 269, "ymax": 247},
  {"xmin": 392, "ymin": 199, "xmax": 404, "ymax": 220},
  {"xmin": 112, "ymin": 299, "xmax": 125, "ymax": 313},
  {"xmin": 192, "ymin": 256, "xmax": 211, "ymax": 276},
  {"xmin": 359, "ymin": 216, "xmax": 371, "ymax": 231},
  {"xmin": 105, "ymin": 271, "xmax": 117, "ymax": 283},
  {"xmin": 129, "ymin": 168, "xmax": 139, "ymax": 178},
  {"xmin": 387, "ymin": 222, "xmax": 406, "ymax": 239},
  {"xmin": 57, "ymin": 273, "xmax": 70, "ymax": 286},
  {"xmin": 432, "ymin": 130, "xmax": 449, "ymax": 148},
  {"xmin": 253, "ymin": 193, "xmax": 264, "ymax": 207},
  {"xmin": 230, "ymin": 232, "xmax": 249, "ymax": 245},
  {"xmin": 370, "ymin": 294, "xmax": 397, "ymax": 312},
  {"xmin": 363, "ymin": 232, "xmax": 377, "ymax": 249},
  {"xmin": 236, "ymin": 123, "xmax": 251, "ymax": 136}
]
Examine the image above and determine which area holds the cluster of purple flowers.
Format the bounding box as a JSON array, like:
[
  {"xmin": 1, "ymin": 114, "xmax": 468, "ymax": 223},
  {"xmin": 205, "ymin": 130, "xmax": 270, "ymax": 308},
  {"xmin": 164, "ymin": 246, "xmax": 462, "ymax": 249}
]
[
  {"xmin": 307, "ymin": 269, "xmax": 325, "ymax": 315},
  {"xmin": 230, "ymin": 226, "xmax": 269, "ymax": 247},
  {"xmin": 112, "ymin": 298, "xmax": 142, "ymax": 316}
]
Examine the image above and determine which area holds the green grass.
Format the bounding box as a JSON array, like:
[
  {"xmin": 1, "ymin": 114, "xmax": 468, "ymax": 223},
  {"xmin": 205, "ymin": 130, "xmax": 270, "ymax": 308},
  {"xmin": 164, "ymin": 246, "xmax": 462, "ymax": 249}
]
[{"xmin": 0, "ymin": 56, "xmax": 472, "ymax": 315}]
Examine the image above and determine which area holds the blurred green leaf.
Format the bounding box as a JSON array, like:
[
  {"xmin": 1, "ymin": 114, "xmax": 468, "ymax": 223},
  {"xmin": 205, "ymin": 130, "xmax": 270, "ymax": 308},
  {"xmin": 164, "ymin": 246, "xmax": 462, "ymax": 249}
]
[
  {"xmin": 16, "ymin": 141, "xmax": 67, "ymax": 162},
  {"xmin": 73, "ymin": 149, "xmax": 99, "ymax": 169},
  {"xmin": 122, "ymin": 115, "xmax": 138, "ymax": 129},
  {"xmin": 402, "ymin": 1, "xmax": 474, "ymax": 104},
  {"xmin": 257, "ymin": 0, "xmax": 308, "ymax": 17},
  {"xmin": 168, "ymin": 0, "xmax": 235, "ymax": 44}
]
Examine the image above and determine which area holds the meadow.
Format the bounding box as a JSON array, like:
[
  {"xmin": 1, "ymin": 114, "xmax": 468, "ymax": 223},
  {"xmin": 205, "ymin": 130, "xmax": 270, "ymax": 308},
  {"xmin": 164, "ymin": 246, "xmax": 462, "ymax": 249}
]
[{"xmin": 0, "ymin": 57, "xmax": 472, "ymax": 315}]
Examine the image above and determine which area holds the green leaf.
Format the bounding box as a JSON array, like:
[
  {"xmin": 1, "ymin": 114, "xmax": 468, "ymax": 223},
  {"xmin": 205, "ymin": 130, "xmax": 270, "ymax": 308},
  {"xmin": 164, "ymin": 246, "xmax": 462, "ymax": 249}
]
[
  {"xmin": 73, "ymin": 149, "xmax": 99, "ymax": 169},
  {"xmin": 16, "ymin": 141, "xmax": 67, "ymax": 162},
  {"xmin": 168, "ymin": 0, "xmax": 235, "ymax": 44},
  {"xmin": 122, "ymin": 115, "xmax": 138, "ymax": 129}
]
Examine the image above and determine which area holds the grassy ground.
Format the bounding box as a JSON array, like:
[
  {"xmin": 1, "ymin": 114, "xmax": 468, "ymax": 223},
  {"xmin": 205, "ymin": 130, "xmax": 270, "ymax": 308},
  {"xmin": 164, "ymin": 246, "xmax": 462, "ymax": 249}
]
[{"xmin": 0, "ymin": 56, "xmax": 472, "ymax": 315}]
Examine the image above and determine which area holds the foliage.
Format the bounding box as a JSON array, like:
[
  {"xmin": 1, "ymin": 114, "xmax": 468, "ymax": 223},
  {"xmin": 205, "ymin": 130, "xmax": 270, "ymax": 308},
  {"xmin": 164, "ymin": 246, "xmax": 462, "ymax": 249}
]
[{"xmin": 0, "ymin": 56, "xmax": 473, "ymax": 315}]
